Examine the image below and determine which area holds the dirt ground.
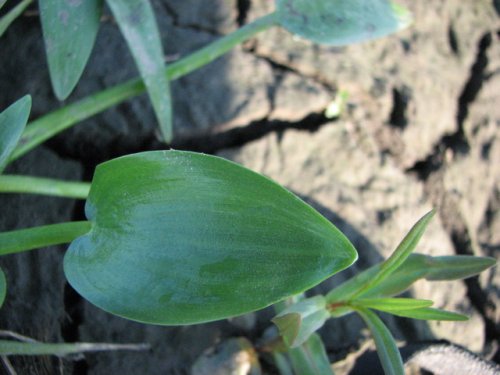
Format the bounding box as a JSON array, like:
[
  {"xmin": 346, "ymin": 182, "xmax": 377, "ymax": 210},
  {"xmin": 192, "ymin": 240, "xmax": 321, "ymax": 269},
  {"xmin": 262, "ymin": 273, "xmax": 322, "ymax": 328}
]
[{"xmin": 0, "ymin": 1, "xmax": 498, "ymax": 374}]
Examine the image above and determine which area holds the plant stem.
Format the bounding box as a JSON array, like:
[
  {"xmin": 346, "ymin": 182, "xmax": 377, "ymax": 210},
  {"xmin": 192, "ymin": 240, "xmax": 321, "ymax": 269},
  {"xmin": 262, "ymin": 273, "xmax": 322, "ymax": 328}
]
[
  {"xmin": 0, "ymin": 221, "xmax": 91, "ymax": 256},
  {"xmin": 10, "ymin": 12, "xmax": 279, "ymax": 162},
  {"xmin": 0, "ymin": 175, "xmax": 90, "ymax": 199}
]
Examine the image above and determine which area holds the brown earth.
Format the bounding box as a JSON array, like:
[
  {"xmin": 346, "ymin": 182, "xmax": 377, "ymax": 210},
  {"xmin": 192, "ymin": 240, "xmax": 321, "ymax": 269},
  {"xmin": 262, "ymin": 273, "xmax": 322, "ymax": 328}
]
[{"xmin": 0, "ymin": 1, "xmax": 498, "ymax": 374}]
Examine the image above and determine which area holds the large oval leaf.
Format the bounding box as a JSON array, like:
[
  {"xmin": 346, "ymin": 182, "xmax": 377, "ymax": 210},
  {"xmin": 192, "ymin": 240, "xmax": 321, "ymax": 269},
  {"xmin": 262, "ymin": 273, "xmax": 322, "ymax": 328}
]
[
  {"xmin": 0, "ymin": 95, "xmax": 31, "ymax": 172},
  {"xmin": 64, "ymin": 151, "xmax": 357, "ymax": 325},
  {"xmin": 276, "ymin": 0, "xmax": 411, "ymax": 46},
  {"xmin": 40, "ymin": 0, "xmax": 103, "ymax": 100}
]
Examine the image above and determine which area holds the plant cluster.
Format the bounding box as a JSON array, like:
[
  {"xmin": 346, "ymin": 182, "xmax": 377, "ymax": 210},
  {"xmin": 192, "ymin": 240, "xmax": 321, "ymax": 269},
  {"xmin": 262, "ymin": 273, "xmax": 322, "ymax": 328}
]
[{"xmin": 0, "ymin": 0, "xmax": 496, "ymax": 374}]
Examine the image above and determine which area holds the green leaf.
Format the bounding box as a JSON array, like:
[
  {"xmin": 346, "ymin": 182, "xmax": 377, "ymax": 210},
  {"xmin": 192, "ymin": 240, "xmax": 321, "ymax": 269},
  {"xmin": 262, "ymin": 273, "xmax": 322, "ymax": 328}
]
[
  {"xmin": 0, "ymin": 0, "xmax": 6, "ymax": 10},
  {"xmin": 362, "ymin": 254, "xmax": 496, "ymax": 298},
  {"xmin": 273, "ymin": 296, "xmax": 329, "ymax": 348},
  {"xmin": 326, "ymin": 263, "xmax": 381, "ymax": 303},
  {"xmin": 0, "ymin": 340, "xmax": 149, "ymax": 356},
  {"xmin": 425, "ymin": 256, "xmax": 496, "ymax": 281},
  {"xmin": 39, "ymin": 0, "xmax": 102, "ymax": 100},
  {"xmin": 356, "ymin": 307, "xmax": 404, "ymax": 375},
  {"xmin": 288, "ymin": 333, "xmax": 334, "ymax": 375},
  {"xmin": 276, "ymin": 0, "xmax": 411, "ymax": 46},
  {"xmin": 359, "ymin": 253, "xmax": 430, "ymax": 297},
  {"xmin": 64, "ymin": 151, "xmax": 357, "ymax": 325},
  {"xmin": 353, "ymin": 210, "xmax": 435, "ymax": 298},
  {"xmin": 0, "ymin": 267, "xmax": 6, "ymax": 308},
  {"xmin": 106, "ymin": 0, "xmax": 172, "ymax": 142},
  {"xmin": 0, "ymin": 95, "xmax": 31, "ymax": 173},
  {"xmin": 354, "ymin": 298, "xmax": 433, "ymax": 314},
  {"xmin": 390, "ymin": 307, "xmax": 469, "ymax": 321},
  {"xmin": 0, "ymin": 0, "xmax": 32, "ymax": 38}
]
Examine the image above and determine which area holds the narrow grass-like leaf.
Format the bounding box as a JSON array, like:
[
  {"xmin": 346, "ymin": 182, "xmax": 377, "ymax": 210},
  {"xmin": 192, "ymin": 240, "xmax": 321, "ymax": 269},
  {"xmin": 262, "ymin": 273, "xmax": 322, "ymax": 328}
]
[
  {"xmin": 276, "ymin": 0, "xmax": 412, "ymax": 46},
  {"xmin": 362, "ymin": 254, "xmax": 496, "ymax": 297},
  {"xmin": 352, "ymin": 210, "xmax": 435, "ymax": 298},
  {"xmin": 288, "ymin": 333, "xmax": 334, "ymax": 375},
  {"xmin": 356, "ymin": 307, "xmax": 404, "ymax": 375},
  {"xmin": 273, "ymin": 352, "xmax": 295, "ymax": 375},
  {"xmin": 426, "ymin": 256, "xmax": 496, "ymax": 281},
  {"xmin": 106, "ymin": 0, "xmax": 172, "ymax": 142},
  {"xmin": 64, "ymin": 151, "xmax": 357, "ymax": 325},
  {"xmin": 359, "ymin": 253, "xmax": 430, "ymax": 298},
  {"xmin": 0, "ymin": 340, "xmax": 149, "ymax": 356},
  {"xmin": 0, "ymin": 0, "xmax": 6, "ymax": 10},
  {"xmin": 0, "ymin": 268, "xmax": 6, "ymax": 308},
  {"xmin": 0, "ymin": 95, "xmax": 31, "ymax": 173},
  {"xmin": 354, "ymin": 298, "xmax": 433, "ymax": 314},
  {"xmin": 391, "ymin": 308, "xmax": 469, "ymax": 321},
  {"xmin": 0, "ymin": 0, "xmax": 31, "ymax": 37},
  {"xmin": 39, "ymin": 0, "xmax": 102, "ymax": 100}
]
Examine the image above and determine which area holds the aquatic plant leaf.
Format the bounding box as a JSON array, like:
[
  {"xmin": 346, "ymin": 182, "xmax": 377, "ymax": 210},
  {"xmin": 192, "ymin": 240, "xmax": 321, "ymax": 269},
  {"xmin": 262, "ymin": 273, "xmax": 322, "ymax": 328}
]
[
  {"xmin": 39, "ymin": 0, "xmax": 102, "ymax": 100},
  {"xmin": 0, "ymin": 95, "xmax": 31, "ymax": 173},
  {"xmin": 64, "ymin": 151, "xmax": 357, "ymax": 325},
  {"xmin": 106, "ymin": 0, "xmax": 172, "ymax": 141},
  {"xmin": 276, "ymin": 0, "xmax": 411, "ymax": 46}
]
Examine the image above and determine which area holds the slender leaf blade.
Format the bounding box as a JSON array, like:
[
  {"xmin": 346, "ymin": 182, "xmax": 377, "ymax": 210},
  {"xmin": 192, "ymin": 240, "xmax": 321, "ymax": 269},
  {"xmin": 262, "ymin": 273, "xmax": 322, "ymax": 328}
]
[
  {"xmin": 0, "ymin": 267, "xmax": 6, "ymax": 308},
  {"xmin": 276, "ymin": 0, "xmax": 412, "ymax": 46},
  {"xmin": 356, "ymin": 307, "xmax": 404, "ymax": 375},
  {"xmin": 0, "ymin": 0, "xmax": 6, "ymax": 10},
  {"xmin": 0, "ymin": 0, "xmax": 32, "ymax": 37},
  {"xmin": 0, "ymin": 95, "xmax": 31, "ymax": 173},
  {"xmin": 391, "ymin": 307, "xmax": 469, "ymax": 321},
  {"xmin": 288, "ymin": 333, "xmax": 334, "ymax": 375},
  {"xmin": 355, "ymin": 298, "xmax": 433, "ymax": 314},
  {"xmin": 64, "ymin": 151, "xmax": 357, "ymax": 325},
  {"xmin": 39, "ymin": 0, "xmax": 102, "ymax": 100},
  {"xmin": 106, "ymin": 0, "xmax": 172, "ymax": 142},
  {"xmin": 353, "ymin": 210, "xmax": 435, "ymax": 298},
  {"xmin": 426, "ymin": 256, "xmax": 496, "ymax": 281}
]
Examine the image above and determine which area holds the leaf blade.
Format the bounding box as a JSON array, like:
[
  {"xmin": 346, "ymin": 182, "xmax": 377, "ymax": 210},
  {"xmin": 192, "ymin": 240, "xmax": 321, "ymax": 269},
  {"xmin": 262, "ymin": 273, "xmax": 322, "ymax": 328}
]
[
  {"xmin": 391, "ymin": 307, "xmax": 469, "ymax": 321},
  {"xmin": 0, "ymin": 95, "xmax": 31, "ymax": 172},
  {"xmin": 276, "ymin": 0, "xmax": 411, "ymax": 46},
  {"xmin": 354, "ymin": 298, "xmax": 433, "ymax": 313},
  {"xmin": 356, "ymin": 307, "xmax": 404, "ymax": 375},
  {"xmin": 64, "ymin": 151, "xmax": 357, "ymax": 325},
  {"xmin": 106, "ymin": 0, "xmax": 172, "ymax": 142},
  {"xmin": 39, "ymin": 0, "xmax": 102, "ymax": 100}
]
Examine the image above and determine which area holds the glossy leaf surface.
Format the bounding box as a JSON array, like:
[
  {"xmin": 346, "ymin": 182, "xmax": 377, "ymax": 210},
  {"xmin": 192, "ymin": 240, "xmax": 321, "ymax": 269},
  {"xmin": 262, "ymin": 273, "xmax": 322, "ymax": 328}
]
[
  {"xmin": 0, "ymin": 267, "xmax": 6, "ymax": 308},
  {"xmin": 106, "ymin": 0, "xmax": 172, "ymax": 141},
  {"xmin": 0, "ymin": 95, "xmax": 31, "ymax": 173},
  {"xmin": 64, "ymin": 151, "xmax": 357, "ymax": 325},
  {"xmin": 39, "ymin": 0, "xmax": 102, "ymax": 100},
  {"xmin": 276, "ymin": 0, "xmax": 411, "ymax": 46}
]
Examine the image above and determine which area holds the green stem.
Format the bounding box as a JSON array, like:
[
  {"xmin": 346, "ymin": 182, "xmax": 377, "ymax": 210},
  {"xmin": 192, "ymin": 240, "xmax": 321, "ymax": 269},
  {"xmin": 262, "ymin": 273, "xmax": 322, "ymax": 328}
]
[
  {"xmin": 0, "ymin": 175, "xmax": 90, "ymax": 199},
  {"xmin": 0, "ymin": 0, "xmax": 33, "ymax": 37},
  {"xmin": 10, "ymin": 12, "xmax": 279, "ymax": 162},
  {"xmin": 0, "ymin": 221, "xmax": 91, "ymax": 256}
]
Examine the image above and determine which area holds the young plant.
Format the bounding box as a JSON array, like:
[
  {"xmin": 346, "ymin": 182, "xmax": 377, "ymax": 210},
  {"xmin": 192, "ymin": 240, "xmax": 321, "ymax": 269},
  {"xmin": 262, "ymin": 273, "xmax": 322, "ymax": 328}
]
[{"xmin": 1, "ymin": 1, "xmax": 495, "ymax": 374}]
